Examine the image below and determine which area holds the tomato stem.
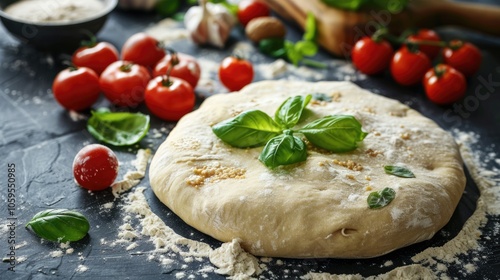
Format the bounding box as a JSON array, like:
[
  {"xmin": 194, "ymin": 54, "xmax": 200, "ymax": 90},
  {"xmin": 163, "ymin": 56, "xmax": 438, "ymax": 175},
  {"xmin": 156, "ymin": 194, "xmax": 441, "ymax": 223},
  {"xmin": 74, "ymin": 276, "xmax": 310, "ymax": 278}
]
[
  {"xmin": 80, "ymin": 30, "xmax": 97, "ymax": 48},
  {"xmin": 448, "ymin": 40, "xmax": 464, "ymax": 50},
  {"xmin": 119, "ymin": 64, "xmax": 133, "ymax": 72},
  {"xmin": 434, "ymin": 64, "xmax": 447, "ymax": 78},
  {"xmin": 405, "ymin": 39, "xmax": 447, "ymax": 48}
]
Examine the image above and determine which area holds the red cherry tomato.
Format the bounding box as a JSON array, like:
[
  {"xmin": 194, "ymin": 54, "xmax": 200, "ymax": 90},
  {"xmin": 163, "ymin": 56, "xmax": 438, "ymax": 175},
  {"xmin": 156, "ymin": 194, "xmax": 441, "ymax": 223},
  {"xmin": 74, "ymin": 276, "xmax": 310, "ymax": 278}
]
[
  {"xmin": 99, "ymin": 61, "xmax": 151, "ymax": 107},
  {"xmin": 219, "ymin": 56, "xmax": 254, "ymax": 91},
  {"xmin": 153, "ymin": 52, "xmax": 201, "ymax": 88},
  {"xmin": 52, "ymin": 67, "xmax": 100, "ymax": 111},
  {"xmin": 351, "ymin": 37, "xmax": 393, "ymax": 75},
  {"xmin": 237, "ymin": 0, "xmax": 270, "ymax": 26},
  {"xmin": 390, "ymin": 47, "xmax": 432, "ymax": 86},
  {"xmin": 407, "ymin": 29, "xmax": 441, "ymax": 60},
  {"xmin": 423, "ymin": 64, "xmax": 466, "ymax": 105},
  {"xmin": 122, "ymin": 33, "xmax": 165, "ymax": 68},
  {"xmin": 443, "ymin": 40, "xmax": 482, "ymax": 77},
  {"xmin": 145, "ymin": 76, "xmax": 195, "ymax": 121},
  {"xmin": 73, "ymin": 144, "xmax": 119, "ymax": 191},
  {"xmin": 72, "ymin": 42, "xmax": 119, "ymax": 75}
]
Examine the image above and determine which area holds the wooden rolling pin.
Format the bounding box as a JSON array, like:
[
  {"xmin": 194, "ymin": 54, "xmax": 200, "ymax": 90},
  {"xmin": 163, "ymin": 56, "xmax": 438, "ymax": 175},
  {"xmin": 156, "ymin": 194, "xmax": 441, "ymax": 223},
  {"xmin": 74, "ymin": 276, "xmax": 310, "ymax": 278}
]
[{"xmin": 263, "ymin": 0, "xmax": 500, "ymax": 57}]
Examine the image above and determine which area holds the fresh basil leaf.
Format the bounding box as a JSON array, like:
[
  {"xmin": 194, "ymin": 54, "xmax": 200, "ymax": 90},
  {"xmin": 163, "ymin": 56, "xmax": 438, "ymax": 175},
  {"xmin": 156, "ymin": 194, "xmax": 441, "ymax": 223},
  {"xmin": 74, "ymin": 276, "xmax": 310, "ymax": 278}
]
[
  {"xmin": 322, "ymin": 0, "xmax": 367, "ymax": 11},
  {"xmin": 25, "ymin": 209, "xmax": 90, "ymax": 242},
  {"xmin": 258, "ymin": 132, "xmax": 307, "ymax": 168},
  {"xmin": 212, "ymin": 110, "xmax": 282, "ymax": 148},
  {"xmin": 367, "ymin": 188, "xmax": 396, "ymax": 209},
  {"xmin": 371, "ymin": 0, "xmax": 408, "ymax": 13},
  {"xmin": 295, "ymin": 40, "xmax": 318, "ymax": 57},
  {"xmin": 303, "ymin": 12, "xmax": 317, "ymax": 42},
  {"xmin": 285, "ymin": 41, "xmax": 303, "ymax": 66},
  {"xmin": 299, "ymin": 115, "xmax": 368, "ymax": 152},
  {"xmin": 87, "ymin": 110, "xmax": 150, "ymax": 146},
  {"xmin": 312, "ymin": 93, "xmax": 332, "ymax": 102},
  {"xmin": 258, "ymin": 38, "xmax": 287, "ymax": 58},
  {"xmin": 156, "ymin": 0, "xmax": 180, "ymax": 16},
  {"xmin": 384, "ymin": 165, "xmax": 415, "ymax": 178},
  {"xmin": 275, "ymin": 95, "xmax": 312, "ymax": 129}
]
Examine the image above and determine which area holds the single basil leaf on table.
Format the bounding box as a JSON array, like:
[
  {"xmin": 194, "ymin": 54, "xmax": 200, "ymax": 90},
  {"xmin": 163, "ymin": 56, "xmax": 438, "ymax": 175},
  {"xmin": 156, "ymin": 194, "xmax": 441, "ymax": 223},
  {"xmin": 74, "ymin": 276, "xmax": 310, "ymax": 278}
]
[
  {"xmin": 285, "ymin": 41, "xmax": 303, "ymax": 66},
  {"xmin": 299, "ymin": 115, "xmax": 368, "ymax": 152},
  {"xmin": 384, "ymin": 165, "xmax": 415, "ymax": 178},
  {"xmin": 25, "ymin": 209, "xmax": 90, "ymax": 242},
  {"xmin": 87, "ymin": 110, "xmax": 150, "ymax": 146},
  {"xmin": 258, "ymin": 38, "xmax": 287, "ymax": 58},
  {"xmin": 212, "ymin": 110, "xmax": 283, "ymax": 148},
  {"xmin": 367, "ymin": 188, "xmax": 396, "ymax": 209},
  {"xmin": 275, "ymin": 95, "xmax": 312, "ymax": 129},
  {"xmin": 258, "ymin": 131, "xmax": 307, "ymax": 168},
  {"xmin": 303, "ymin": 12, "xmax": 317, "ymax": 42}
]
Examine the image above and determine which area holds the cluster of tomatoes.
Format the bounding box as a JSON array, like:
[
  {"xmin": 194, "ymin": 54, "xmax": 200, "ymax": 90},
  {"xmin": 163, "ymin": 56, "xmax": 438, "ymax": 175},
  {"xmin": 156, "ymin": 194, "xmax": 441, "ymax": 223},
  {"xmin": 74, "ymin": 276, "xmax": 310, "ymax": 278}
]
[
  {"xmin": 351, "ymin": 29, "xmax": 482, "ymax": 105},
  {"xmin": 53, "ymin": 32, "xmax": 255, "ymax": 121}
]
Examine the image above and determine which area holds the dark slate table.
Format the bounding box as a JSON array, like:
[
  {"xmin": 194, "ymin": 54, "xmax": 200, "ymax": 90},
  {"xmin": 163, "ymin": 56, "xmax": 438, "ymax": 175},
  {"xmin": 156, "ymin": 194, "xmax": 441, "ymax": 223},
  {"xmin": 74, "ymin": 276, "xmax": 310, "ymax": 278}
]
[{"xmin": 1, "ymin": 2, "xmax": 500, "ymax": 279}]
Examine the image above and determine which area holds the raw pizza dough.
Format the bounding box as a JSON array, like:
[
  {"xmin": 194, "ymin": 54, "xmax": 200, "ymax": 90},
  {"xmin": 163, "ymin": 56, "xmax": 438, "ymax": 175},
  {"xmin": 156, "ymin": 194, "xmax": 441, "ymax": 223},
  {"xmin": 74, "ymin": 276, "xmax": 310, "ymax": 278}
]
[{"xmin": 149, "ymin": 81, "xmax": 465, "ymax": 258}]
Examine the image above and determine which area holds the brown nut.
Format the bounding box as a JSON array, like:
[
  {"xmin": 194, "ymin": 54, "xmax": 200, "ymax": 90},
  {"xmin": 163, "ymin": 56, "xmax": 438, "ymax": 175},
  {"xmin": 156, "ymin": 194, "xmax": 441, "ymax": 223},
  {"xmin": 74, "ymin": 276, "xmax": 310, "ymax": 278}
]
[{"xmin": 245, "ymin": 17, "xmax": 286, "ymax": 43}]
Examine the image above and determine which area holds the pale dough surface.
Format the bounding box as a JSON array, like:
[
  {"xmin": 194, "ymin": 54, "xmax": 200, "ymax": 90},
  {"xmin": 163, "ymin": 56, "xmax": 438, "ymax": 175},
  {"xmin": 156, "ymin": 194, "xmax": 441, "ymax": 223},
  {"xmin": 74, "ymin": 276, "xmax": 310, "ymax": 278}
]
[{"xmin": 149, "ymin": 81, "xmax": 465, "ymax": 258}]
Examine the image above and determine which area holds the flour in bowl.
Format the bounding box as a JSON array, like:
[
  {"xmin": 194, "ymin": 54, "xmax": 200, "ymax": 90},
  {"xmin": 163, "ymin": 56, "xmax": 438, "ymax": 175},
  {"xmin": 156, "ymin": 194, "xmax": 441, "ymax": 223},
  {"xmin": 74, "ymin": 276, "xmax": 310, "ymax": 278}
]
[{"xmin": 4, "ymin": 0, "xmax": 105, "ymax": 23}]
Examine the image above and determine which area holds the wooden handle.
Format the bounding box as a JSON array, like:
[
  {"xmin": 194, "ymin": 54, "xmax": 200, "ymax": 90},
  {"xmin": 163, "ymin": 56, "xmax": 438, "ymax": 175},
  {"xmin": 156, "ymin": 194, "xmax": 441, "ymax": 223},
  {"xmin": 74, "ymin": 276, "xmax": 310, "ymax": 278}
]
[{"xmin": 437, "ymin": 1, "xmax": 500, "ymax": 37}]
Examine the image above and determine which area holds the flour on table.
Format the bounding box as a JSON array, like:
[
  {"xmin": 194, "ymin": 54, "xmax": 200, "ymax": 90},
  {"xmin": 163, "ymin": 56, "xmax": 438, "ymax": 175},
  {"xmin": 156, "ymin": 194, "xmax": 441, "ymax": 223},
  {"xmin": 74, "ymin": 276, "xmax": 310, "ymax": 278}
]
[
  {"xmin": 111, "ymin": 149, "xmax": 152, "ymax": 198},
  {"xmin": 146, "ymin": 18, "xmax": 189, "ymax": 45},
  {"xmin": 209, "ymin": 239, "xmax": 262, "ymax": 278}
]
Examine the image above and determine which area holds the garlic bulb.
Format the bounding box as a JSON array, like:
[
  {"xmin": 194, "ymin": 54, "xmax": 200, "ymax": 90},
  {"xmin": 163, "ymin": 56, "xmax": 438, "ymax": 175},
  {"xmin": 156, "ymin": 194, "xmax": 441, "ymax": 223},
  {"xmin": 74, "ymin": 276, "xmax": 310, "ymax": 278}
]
[{"xmin": 184, "ymin": 0, "xmax": 236, "ymax": 48}]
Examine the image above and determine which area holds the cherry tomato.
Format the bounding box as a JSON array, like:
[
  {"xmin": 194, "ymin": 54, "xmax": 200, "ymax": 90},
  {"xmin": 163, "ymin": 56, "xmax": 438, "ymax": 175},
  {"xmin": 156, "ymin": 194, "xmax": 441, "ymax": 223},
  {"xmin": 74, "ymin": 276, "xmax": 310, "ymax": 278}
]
[
  {"xmin": 52, "ymin": 67, "xmax": 100, "ymax": 111},
  {"xmin": 423, "ymin": 64, "xmax": 466, "ymax": 105},
  {"xmin": 390, "ymin": 47, "xmax": 432, "ymax": 86},
  {"xmin": 443, "ymin": 40, "xmax": 482, "ymax": 77},
  {"xmin": 122, "ymin": 33, "xmax": 165, "ymax": 68},
  {"xmin": 99, "ymin": 61, "xmax": 151, "ymax": 107},
  {"xmin": 145, "ymin": 76, "xmax": 195, "ymax": 121},
  {"xmin": 237, "ymin": 0, "xmax": 270, "ymax": 26},
  {"xmin": 351, "ymin": 37, "xmax": 393, "ymax": 75},
  {"xmin": 153, "ymin": 52, "xmax": 201, "ymax": 88},
  {"xmin": 73, "ymin": 144, "xmax": 119, "ymax": 191},
  {"xmin": 219, "ymin": 56, "xmax": 254, "ymax": 91},
  {"xmin": 406, "ymin": 29, "xmax": 441, "ymax": 60},
  {"xmin": 72, "ymin": 42, "xmax": 119, "ymax": 75}
]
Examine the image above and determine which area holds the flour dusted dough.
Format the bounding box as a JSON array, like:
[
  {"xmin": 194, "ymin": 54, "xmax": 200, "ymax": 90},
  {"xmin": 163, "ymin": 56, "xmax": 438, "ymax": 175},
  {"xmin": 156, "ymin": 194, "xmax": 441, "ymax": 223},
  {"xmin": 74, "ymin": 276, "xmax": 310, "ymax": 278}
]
[{"xmin": 149, "ymin": 81, "xmax": 465, "ymax": 258}]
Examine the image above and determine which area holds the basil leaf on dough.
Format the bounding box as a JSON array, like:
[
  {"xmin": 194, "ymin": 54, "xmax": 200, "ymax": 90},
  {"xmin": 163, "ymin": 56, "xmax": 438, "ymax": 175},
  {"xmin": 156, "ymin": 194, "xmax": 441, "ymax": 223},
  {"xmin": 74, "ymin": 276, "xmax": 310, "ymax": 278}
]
[
  {"xmin": 275, "ymin": 95, "xmax": 312, "ymax": 129},
  {"xmin": 212, "ymin": 110, "xmax": 283, "ymax": 148},
  {"xmin": 299, "ymin": 115, "xmax": 368, "ymax": 152},
  {"xmin": 87, "ymin": 110, "xmax": 150, "ymax": 146},
  {"xmin": 25, "ymin": 209, "xmax": 90, "ymax": 242},
  {"xmin": 312, "ymin": 93, "xmax": 332, "ymax": 102},
  {"xmin": 258, "ymin": 132, "xmax": 307, "ymax": 168},
  {"xmin": 384, "ymin": 165, "xmax": 416, "ymax": 178},
  {"xmin": 367, "ymin": 188, "xmax": 396, "ymax": 209}
]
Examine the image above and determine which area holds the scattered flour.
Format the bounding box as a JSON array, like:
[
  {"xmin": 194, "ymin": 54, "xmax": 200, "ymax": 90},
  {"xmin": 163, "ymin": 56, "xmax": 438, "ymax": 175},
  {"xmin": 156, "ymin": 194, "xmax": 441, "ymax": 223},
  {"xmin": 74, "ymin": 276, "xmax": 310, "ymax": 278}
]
[
  {"xmin": 111, "ymin": 149, "xmax": 152, "ymax": 198},
  {"xmin": 209, "ymin": 239, "xmax": 262, "ymax": 278},
  {"xmin": 49, "ymin": 250, "xmax": 64, "ymax": 258},
  {"xmin": 146, "ymin": 18, "xmax": 189, "ymax": 45},
  {"xmin": 76, "ymin": 264, "xmax": 88, "ymax": 273}
]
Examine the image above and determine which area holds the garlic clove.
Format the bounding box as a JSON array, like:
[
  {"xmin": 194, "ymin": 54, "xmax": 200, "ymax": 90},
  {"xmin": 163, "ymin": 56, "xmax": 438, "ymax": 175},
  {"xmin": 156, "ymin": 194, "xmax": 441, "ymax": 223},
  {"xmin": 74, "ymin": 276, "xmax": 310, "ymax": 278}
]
[{"xmin": 184, "ymin": 0, "xmax": 235, "ymax": 48}]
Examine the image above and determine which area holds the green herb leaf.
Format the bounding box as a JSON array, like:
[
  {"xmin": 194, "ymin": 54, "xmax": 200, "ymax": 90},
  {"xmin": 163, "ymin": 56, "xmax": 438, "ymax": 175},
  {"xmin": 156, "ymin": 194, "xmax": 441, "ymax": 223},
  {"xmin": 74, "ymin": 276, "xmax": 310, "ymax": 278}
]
[
  {"xmin": 275, "ymin": 95, "xmax": 312, "ymax": 129},
  {"xmin": 303, "ymin": 12, "xmax": 317, "ymax": 42},
  {"xmin": 312, "ymin": 93, "xmax": 332, "ymax": 102},
  {"xmin": 26, "ymin": 209, "xmax": 90, "ymax": 242},
  {"xmin": 295, "ymin": 40, "xmax": 318, "ymax": 56},
  {"xmin": 156, "ymin": 0, "xmax": 181, "ymax": 16},
  {"xmin": 367, "ymin": 188, "xmax": 396, "ymax": 209},
  {"xmin": 87, "ymin": 110, "xmax": 150, "ymax": 146},
  {"xmin": 258, "ymin": 38, "xmax": 287, "ymax": 58},
  {"xmin": 258, "ymin": 132, "xmax": 307, "ymax": 168},
  {"xmin": 384, "ymin": 165, "xmax": 415, "ymax": 178},
  {"xmin": 212, "ymin": 110, "xmax": 283, "ymax": 148},
  {"xmin": 285, "ymin": 41, "xmax": 303, "ymax": 66},
  {"xmin": 299, "ymin": 115, "xmax": 368, "ymax": 152}
]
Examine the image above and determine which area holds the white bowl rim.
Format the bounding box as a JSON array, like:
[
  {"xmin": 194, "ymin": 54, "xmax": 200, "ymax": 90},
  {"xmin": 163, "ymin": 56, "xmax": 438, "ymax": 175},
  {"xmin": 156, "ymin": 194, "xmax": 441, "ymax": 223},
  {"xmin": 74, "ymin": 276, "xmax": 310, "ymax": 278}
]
[{"xmin": 0, "ymin": 0, "xmax": 118, "ymax": 26}]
